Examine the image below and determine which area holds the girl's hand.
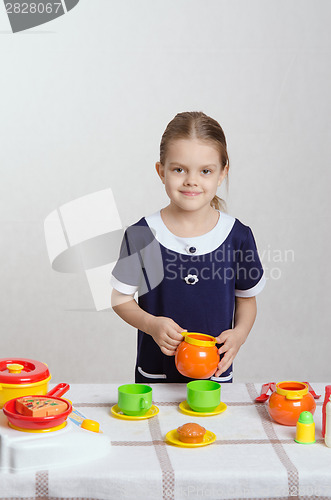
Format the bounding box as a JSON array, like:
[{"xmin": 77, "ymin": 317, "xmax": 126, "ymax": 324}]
[
  {"xmin": 213, "ymin": 328, "xmax": 246, "ymax": 377},
  {"xmin": 148, "ymin": 316, "xmax": 186, "ymax": 356}
]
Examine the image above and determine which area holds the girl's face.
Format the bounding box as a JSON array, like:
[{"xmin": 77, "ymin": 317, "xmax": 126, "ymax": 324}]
[{"xmin": 156, "ymin": 138, "xmax": 228, "ymax": 213}]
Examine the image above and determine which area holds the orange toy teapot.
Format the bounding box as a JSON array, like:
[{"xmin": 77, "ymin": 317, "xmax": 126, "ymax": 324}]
[
  {"xmin": 175, "ymin": 333, "xmax": 220, "ymax": 379},
  {"xmin": 267, "ymin": 381, "xmax": 316, "ymax": 426}
]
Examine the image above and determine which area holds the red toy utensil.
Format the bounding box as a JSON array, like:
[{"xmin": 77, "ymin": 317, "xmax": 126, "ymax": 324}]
[
  {"xmin": 303, "ymin": 382, "xmax": 321, "ymax": 399},
  {"xmin": 322, "ymin": 385, "xmax": 331, "ymax": 438},
  {"xmin": 255, "ymin": 383, "xmax": 275, "ymax": 402}
]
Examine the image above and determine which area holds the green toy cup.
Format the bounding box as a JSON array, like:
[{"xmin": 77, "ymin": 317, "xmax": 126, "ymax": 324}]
[
  {"xmin": 118, "ymin": 384, "xmax": 152, "ymax": 416},
  {"xmin": 187, "ymin": 380, "xmax": 221, "ymax": 412}
]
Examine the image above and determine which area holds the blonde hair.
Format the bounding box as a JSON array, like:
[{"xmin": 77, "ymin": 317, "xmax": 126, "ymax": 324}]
[{"xmin": 159, "ymin": 111, "xmax": 229, "ymax": 211}]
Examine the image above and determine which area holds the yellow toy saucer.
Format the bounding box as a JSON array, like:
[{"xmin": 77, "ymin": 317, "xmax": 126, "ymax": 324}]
[
  {"xmin": 165, "ymin": 429, "xmax": 216, "ymax": 448},
  {"xmin": 179, "ymin": 400, "xmax": 227, "ymax": 417},
  {"xmin": 111, "ymin": 404, "xmax": 159, "ymax": 420}
]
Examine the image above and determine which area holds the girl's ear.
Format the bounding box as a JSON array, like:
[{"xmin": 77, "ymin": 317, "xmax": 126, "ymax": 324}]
[
  {"xmin": 218, "ymin": 164, "xmax": 229, "ymax": 186},
  {"xmin": 155, "ymin": 162, "xmax": 165, "ymax": 183}
]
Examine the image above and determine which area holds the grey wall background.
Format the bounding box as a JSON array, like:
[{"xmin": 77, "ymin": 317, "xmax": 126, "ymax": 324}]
[{"xmin": 1, "ymin": 0, "xmax": 330, "ymax": 384}]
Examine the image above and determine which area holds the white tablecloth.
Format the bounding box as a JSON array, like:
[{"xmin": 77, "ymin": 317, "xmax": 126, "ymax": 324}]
[{"xmin": 0, "ymin": 382, "xmax": 330, "ymax": 500}]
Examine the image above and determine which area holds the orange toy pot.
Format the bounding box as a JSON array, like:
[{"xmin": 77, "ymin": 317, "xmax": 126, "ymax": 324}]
[
  {"xmin": 175, "ymin": 333, "xmax": 220, "ymax": 379},
  {"xmin": 267, "ymin": 381, "xmax": 316, "ymax": 426}
]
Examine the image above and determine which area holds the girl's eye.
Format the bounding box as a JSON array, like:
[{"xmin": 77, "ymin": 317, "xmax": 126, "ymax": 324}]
[
  {"xmin": 202, "ymin": 169, "xmax": 211, "ymax": 175},
  {"xmin": 174, "ymin": 167, "xmax": 183, "ymax": 173}
]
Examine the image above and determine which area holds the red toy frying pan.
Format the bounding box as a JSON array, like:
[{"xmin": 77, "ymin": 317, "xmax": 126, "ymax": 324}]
[{"xmin": 3, "ymin": 383, "xmax": 72, "ymax": 431}]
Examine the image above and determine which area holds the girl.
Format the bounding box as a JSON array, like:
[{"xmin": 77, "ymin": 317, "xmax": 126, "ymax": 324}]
[{"xmin": 111, "ymin": 111, "xmax": 265, "ymax": 383}]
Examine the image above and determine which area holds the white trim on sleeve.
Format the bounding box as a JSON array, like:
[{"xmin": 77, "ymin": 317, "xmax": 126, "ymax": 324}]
[
  {"xmin": 110, "ymin": 274, "xmax": 138, "ymax": 295},
  {"xmin": 235, "ymin": 274, "xmax": 266, "ymax": 298},
  {"xmin": 210, "ymin": 371, "xmax": 233, "ymax": 382},
  {"xmin": 137, "ymin": 366, "xmax": 167, "ymax": 379}
]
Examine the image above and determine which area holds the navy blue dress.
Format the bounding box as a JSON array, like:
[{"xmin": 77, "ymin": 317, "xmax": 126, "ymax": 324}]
[{"xmin": 111, "ymin": 211, "xmax": 265, "ymax": 383}]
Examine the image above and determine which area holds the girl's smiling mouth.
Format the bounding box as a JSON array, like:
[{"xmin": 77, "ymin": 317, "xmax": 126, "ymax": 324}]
[{"xmin": 180, "ymin": 191, "xmax": 202, "ymax": 196}]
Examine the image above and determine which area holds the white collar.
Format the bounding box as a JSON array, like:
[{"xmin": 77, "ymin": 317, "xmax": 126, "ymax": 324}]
[{"xmin": 145, "ymin": 210, "xmax": 235, "ymax": 255}]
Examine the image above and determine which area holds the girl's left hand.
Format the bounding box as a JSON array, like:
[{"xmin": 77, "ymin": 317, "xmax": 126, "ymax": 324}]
[{"xmin": 213, "ymin": 328, "xmax": 245, "ymax": 377}]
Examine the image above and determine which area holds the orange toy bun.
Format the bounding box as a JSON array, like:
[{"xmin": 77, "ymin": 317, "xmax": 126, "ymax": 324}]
[{"xmin": 177, "ymin": 422, "xmax": 206, "ymax": 444}]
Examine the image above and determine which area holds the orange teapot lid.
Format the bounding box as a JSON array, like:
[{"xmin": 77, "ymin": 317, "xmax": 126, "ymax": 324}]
[{"xmin": 181, "ymin": 332, "xmax": 216, "ymax": 348}]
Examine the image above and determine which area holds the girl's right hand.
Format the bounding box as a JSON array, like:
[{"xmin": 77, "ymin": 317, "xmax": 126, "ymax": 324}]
[{"xmin": 148, "ymin": 316, "xmax": 186, "ymax": 356}]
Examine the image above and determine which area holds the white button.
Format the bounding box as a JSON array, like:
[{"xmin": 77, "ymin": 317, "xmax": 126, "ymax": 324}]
[{"xmin": 184, "ymin": 274, "xmax": 199, "ymax": 285}]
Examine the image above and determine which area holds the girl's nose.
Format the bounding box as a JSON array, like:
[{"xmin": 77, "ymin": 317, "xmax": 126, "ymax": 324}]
[{"xmin": 184, "ymin": 174, "xmax": 198, "ymax": 186}]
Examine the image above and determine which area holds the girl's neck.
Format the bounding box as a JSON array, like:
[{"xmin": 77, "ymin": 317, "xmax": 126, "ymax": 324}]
[{"xmin": 160, "ymin": 204, "xmax": 220, "ymax": 238}]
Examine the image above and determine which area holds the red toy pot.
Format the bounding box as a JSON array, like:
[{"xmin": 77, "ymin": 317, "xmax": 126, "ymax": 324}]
[
  {"xmin": 267, "ymin": 381, "xmax": 316, "ymax": 426},
  {"xmin": 0, "ymin": 358, "xmax": 51, "ymax": 408},
  {"xmin": 175, "ymin": 333, "xmax": 220, "ymax": 379}
]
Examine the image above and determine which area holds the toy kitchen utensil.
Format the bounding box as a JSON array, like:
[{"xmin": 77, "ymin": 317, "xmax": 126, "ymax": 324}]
[
  {"xmin": 322, "ymin": 386, "xmax": 331, "ymax": 438},
  {"xmin": 324, "ymin": 395, "xmax": 331, "ymax": 448},
  {"xmin": 267, "ymin": 381, "xmax": 316, "ymax": 426},
  {"xmin": 3, "ymin": 383, "xmax": 72, "ymax": 431},
  {"xmin": 187, "ymin": 380, "xmax": 221, "ymax": 412},
  {"xmin": 303, "ymin": 382, "xmax": 321, "ymax": 399},
  {"xmin": 0, "ymin": 358, "xmax": 51, "ymax": 408},
  {"xmin": 179, "ymin": 400, "xmax": 227, "ymax": 417},
  {"xmin": 117, "ymin": 384, "xmax": 152, "ymax": 416},
  {"xmin": 255, "ymin": 383, "xmax": 276, "ymax": 402},
  {"xmin": 294, "ymin": 411, "xmax": 316, "ymax": 444},
  {"xmin": 111, "ymin": 403, "xmax": 159, "ymax": 420},
  {"xmin": 175, "ymin": 332, "xmax": 219, "ymax": 379},
  {"xmin": 257, "ymin": 381, "xmax": 320, "ymax": 404}
]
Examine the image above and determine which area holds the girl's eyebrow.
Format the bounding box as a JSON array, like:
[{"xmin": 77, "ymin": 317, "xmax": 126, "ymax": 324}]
[{"xmin": 168, "ymin": 162, "xmax": 217, "ymax": 169}]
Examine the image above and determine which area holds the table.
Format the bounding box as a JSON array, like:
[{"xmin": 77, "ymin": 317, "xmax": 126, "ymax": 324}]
[{"xmin": 0, "ymin": 383, "xmax": 330, "ymax": 500}]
